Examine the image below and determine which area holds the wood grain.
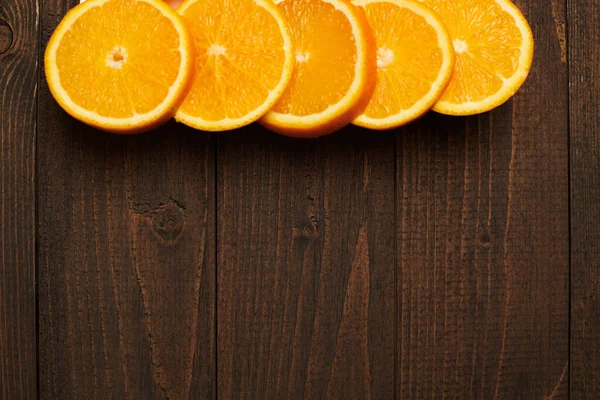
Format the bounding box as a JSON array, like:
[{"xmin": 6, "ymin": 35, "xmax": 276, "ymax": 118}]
[
  {"xmin": 569, "ymin": 0, "xmax": 600, "ymax": 396},
  {"xmin": 4, "ymin": 0, "xmax": 584, "ymax": 397},
  {"xmin": 36, "ymin": 124, "xmax": 216, "ymax": 400},
  {"xmin": 395, "ymin": 0, "xmax": 570, "ymax": 397},
  {"xmin": 0, "ymin": 19, "xmax": 13, "ymax": 54},
  {"xmin": 37, "ymin": 2, "xmax": 215, "ymax": 398},
  {"xmin": 217, "ymin": 126, "xmax": 395, "ymax": 399},
  {"xmin": 0, "ymin": 0, "xmax": 38, "ymax": 398}
]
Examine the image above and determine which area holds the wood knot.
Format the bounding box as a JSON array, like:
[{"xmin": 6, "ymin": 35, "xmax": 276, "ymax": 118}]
[
  {"xmin": 301, "ymin": 218, "xmax": 319, "ymax": 239},
  {"xmin": 479, "ymin": 230, "xmax": 492, "ymax": 248},
  {"xmin": 131, "ymin": 199, "xmax": 185, "ymax": 243},
  {"xmin": 0, "ymin": 19, "xmax": 13, "ymax": 55},
  {"xmin": 152, "ymin": 201, "xmax": 185, "ymax": 242}
]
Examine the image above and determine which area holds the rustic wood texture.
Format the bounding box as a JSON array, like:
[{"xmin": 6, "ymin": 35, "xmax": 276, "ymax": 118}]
[
  {"xmin": 2, "ymin": 0, "xmax": 597, "ymax": 397},
  {"xmin": 36, "ymin": 125, "xmax": 216, "ymax": 400},
  {"xmin": 569, "ymin": 0, "xmax": 600, "ymax": 396},
  {"xmin": 395, "ymin": 0, "xmax": 570, "ymax": 397},
  {"xmin": 36, "ymin": 121, "xmax": 216, "ymax": 399},
  {"xmin": 217, "ymin": 127, "xmax": 396, "ymax": 399},
  {"xmin": 37, "ymin": 2, "xmax": 215, "ymax": 399},
  {"xmin": 0, "ymin": 0, "xmax": 38, "ymax": 398}
]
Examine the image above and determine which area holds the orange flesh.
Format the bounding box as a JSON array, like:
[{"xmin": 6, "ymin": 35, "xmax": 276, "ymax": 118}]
[
  {"xmin": 361, "ymin": 2, "xmax": 443, "ymax": 118},
  {"xmin": 55, "ymin": 0, "xmax": 183, "ymax": 118},
  {"xmin": 420, "ymin": 0, "xmax": 523, "ymax": 104},
  {"xmin": 272, "ymin": 0, "xmax": 358, "ymax": 116},
  {"xmin": 177, "ymin": 0, "xmax": 287, "ymax": 121}
]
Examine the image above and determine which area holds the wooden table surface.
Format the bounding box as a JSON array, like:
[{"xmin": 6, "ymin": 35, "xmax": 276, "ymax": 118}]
[{"xmin": 1, "ymin": 0, "xmax": 599, "ymax": 398}]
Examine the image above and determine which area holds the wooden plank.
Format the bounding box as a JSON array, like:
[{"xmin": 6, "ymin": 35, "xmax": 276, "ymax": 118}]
[
  {"xmin": 37, "ymin": 1, "xmax": 216, "ymax": 398},
  {"xmin": 569, "ymin": 0, "xmax": 600, "ymax": 396},
  {"xmin": 0, "ymin": 0, "xmax": 38, "ymax": 398},
  {"xmin": 217, "ymin": 127, "xmax": 395, "ymax": 399},
  {"xmin": 395, "ymin": 0, "xmax": 570, "ymax": 397}
]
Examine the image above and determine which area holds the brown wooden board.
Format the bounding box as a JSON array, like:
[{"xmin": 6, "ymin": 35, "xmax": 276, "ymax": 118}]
[
  {"xmin": 569, "ymin": 0, "xmax": 600, "ymax": 396},
  {"xmin": 0, "ymin": 0, "xmax": 582, "ymax": 396},
  {"xmin": 37, "ymin": 1, "xmax": 216, "ymax": 398},
  {"xmin": 217, "ymin": 126, "xmax": 396, "ymax": 399},
  {"xmin": 0, "ymin": 0, "xmax": 38, "ymax": 398},
  {"xmin": 395, "ymin": 0, "xmax": 570, "ymax": 397}
]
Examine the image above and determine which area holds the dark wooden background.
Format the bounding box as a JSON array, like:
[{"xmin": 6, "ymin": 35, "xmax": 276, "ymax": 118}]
[{"xmin": 0, "ymin": 0, "xmax": 598, "ymax": 397}]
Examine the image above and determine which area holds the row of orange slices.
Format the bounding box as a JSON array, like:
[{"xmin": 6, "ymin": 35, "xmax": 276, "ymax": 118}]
[{"xmin": 45, "ymin": 0, "xmax": 534, "ymax": 137}]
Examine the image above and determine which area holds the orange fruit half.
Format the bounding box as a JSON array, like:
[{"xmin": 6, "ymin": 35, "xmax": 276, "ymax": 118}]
[
  {"xmin": 352, "ymin": 0, "xmax": 454, "ymax": 129},
  {"xmin": 174, "ymin": 0, "xmax": 294, "ymax": 131},
  {"xmin": 45, "ymin": 0, "xmax": 193, "ymax": 133},
  {"xmin": 420, "ymin": 0, "xmax": 534, "ymax": 115},
  {"xmin": 260, "ymin": 0, "xmax": 377, "ymax": 138}
]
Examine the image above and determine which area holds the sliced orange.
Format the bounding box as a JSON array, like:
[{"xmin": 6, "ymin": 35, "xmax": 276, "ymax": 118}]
[
  {"xmin": 352, "ymin": 0, "xmax": 454, "ymax": 129},
  {"xmin": 260, "ymin": 0, "xmax": 377, "ymax": 138},
  {"xmin": 174, "ymin": 0, "xmax": 294, "ymax": 131},
  {"xmin": 80, "ymin": 0, "xmax": 186, "ymax": 11},
  {"xmin": 164, "ymin": 0, "xmax": 183, "ymax": 8},
  {"xmin": 420, "ymin": 0, "xmax": 534, "ymax": 115},
  {"xmin": 45, "ymin": 0, "xmax": 193, "ymax": 134}
]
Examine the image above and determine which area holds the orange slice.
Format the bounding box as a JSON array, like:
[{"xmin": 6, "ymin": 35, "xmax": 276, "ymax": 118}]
[
  {"xmin": 352, "ymin": 0, "xmax": 454, "ymax": 129},
  {"xmin": 260, "ymin": 0, "xmax": 377, "ymax": 138},
  {"xmin": 174, "ymin": 0, "xmax": 294, "ymax": 131},
  {"xmin": 420, "ymin": 0, "xmax": 534, "ymax": 115},
  {"xmin": 164, "ymin": 0, "xmax": 183, "ymax": 8},
  {"xmin": 45, "ymin": 0, "xmax": 193, "ymax": 134},
  {"xmin": 80, "ymin": 0, "xmax": 184, "ymax": 10}
]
